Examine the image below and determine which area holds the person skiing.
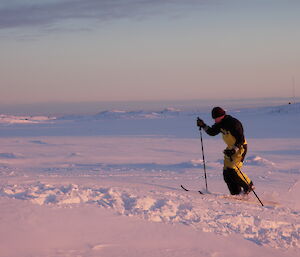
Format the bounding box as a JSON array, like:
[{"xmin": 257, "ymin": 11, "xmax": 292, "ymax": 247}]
[{"xmin": 197, "ymin": 107, "xmax": 254, "ymax": 195}]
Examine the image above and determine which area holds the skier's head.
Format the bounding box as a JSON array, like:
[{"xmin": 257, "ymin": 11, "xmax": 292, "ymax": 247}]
[{"xmin": 211, "ymin": 107, "xmax": 226, "ymax": 122}]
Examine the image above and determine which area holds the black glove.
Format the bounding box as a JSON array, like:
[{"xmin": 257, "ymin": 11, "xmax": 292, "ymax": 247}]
[
  {"xmin": 197, "ymin": 118, "xmax": 206, "ymax": 128},
  {"xmin": 223, "ymin": 148, "xmax": 236, "ymax": 158}
]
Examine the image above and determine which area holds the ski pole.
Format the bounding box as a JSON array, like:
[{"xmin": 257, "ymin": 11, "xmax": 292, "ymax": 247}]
[
  {"xmin": 235, "ymin": 164, "xmax": 264, "ymax": 206},
  {"xmin": 199, "ymin": 127, "xmax": 208, "ymax": 192},
  {"xmin": 230, "ymin": 156, "xmax": 264, "ymax": 206}
]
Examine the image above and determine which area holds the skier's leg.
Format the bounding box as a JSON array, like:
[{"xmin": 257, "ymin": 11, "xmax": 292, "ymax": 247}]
[
  {"xmin": 233, "ymin": 147, "xmax": 253, "ymax": 193},
  {"xmin": 232, "ymin": 170, "xmax": 253, "ymax": 194},
  {"xmin": 223, "ymin": 168, "xmax": 242, "ymax": 195},
  {"xmin": 223, "ymin": 146, "xmax": 253, "ymax": 194}
]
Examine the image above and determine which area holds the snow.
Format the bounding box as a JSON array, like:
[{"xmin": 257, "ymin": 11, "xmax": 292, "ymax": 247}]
[
  {"xmin": 0, "ymin": 102, "xmax": 299, "ymax": 257},
  {"xmin": 0, "ymin": 114, "xmax": 55, "ymax": 124}
]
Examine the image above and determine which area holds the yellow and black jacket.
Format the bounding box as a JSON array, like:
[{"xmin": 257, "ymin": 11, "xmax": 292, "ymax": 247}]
[
  {"xmin": 203, "ymin": 115, "xmax": 251, "ymax": 187},
  {"xmin": 203, "ymin": 115, "xmax": 246, "ymax": 149}
]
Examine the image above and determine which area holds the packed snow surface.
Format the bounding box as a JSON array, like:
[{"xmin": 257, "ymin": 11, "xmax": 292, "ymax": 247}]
[{"xmin": 0, "ymin": 103, "xmax": 299, "ymax": 257}]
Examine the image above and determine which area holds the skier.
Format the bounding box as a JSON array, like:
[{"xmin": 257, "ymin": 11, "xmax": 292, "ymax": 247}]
[{"xmin": 197, "ymin": 107, "xmax": 254, "ymax": 195}]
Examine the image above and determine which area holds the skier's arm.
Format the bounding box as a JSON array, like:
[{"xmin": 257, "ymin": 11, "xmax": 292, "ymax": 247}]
[
  {"xmin": 196, "ymin": 118, "xmax": 220, "ymax": 136},
  {"xmin": 203, "ymin": 123, "xmax": 221, "ymax": 136}
]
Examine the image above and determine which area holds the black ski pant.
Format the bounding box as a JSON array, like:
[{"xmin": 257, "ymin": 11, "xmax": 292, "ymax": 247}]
[{"xmin": 223, "ymin": 168, "xmax": 252, "ymax": 195}]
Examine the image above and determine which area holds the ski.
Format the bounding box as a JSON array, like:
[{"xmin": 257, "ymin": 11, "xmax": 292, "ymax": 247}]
[
  {"xmin": 181, "ymin": 185, "xmax": 274, "ymax": 206},
  {"xmin": 180, "ymin": 185, "xmax": 204, "ymax": 195}
]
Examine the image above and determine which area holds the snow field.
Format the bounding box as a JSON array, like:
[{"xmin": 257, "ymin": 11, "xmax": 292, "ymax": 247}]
[
  {"xmin": 1, "ymin": 176, "xmax": 299, "ymax": 250},
  {"xmin": 1, "ymin": 103, "xmax": 300, "ymax": 257}
]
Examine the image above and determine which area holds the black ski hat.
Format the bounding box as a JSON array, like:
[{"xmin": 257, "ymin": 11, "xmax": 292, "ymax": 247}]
[{"xmin": 211, "ymin": 107, "xmax": 226, "ymax": 119}]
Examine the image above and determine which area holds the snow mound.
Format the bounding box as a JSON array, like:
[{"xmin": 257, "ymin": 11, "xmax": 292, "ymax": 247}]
[
  {"xmin": 1, "ymin": 182, "xmax": 299, "ymax": 249},
  {"xmin": 286, "ymin": 180, "xmax": 300, "ymax": 209},
  {"xmin": 101, "ymin": 159, "xmax": 205, "ymax": 171},
  {"xmin": 0, "ymin": 114, "xmax": 55, "ymax": 124},
  {"xmin": 30, "ymin": 140, "xmax": 49, "ymax": 145},
  {"xmin": 0, "ymin": 152, "xmax": 20, "ymax": 159},
  {"xmin": 245, "ymin": 156, "xmax": 275, "ymax": 167}
]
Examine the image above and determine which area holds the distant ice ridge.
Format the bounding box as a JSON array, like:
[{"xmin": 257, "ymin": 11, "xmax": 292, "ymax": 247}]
[
  {"xmin": 268, "ymin": 102, "xmax": 300, "ymax": 114},
  {"xmin": 0, "ymin": 114, "xmax": 56, "ymax": 124},
  {"xmin": 59, "ymin": 107, "xmax": 183, "ymax": 120},
  {"xmin": 1, "ymin": 182, "xmax": 299, "ymax": 249},
  {"xmin": 233, "ymin": 102, "xmax": 300, "ymax": 115},
  {"xmin": 2, "ymin": 103, "xmax": 299, "ymax": 123}
]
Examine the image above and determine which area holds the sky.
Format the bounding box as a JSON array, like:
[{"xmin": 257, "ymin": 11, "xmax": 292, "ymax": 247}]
[{"xmin": 0, "ymin": 0, "xmax": 299, "ymax": 105}]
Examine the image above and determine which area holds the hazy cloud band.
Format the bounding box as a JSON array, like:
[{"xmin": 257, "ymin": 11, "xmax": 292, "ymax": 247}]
[{"xmin": 0, "ymin": 0, "xmax": 207, "ymax": 30}]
